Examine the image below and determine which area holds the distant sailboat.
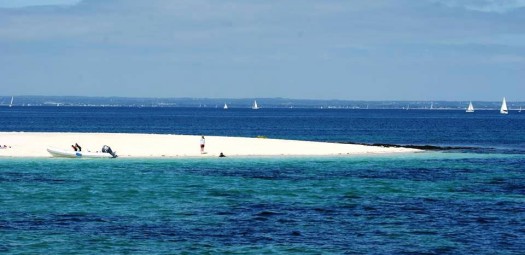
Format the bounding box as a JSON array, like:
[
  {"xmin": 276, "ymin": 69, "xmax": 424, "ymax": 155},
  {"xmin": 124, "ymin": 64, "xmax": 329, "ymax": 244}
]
[
  {"xmin": 9, "ymin": 96, "xmax": 13, "ymax": 107},
  {"xmin": 519, "ymin": 106, "xmax": 522, "ymax": 113},
  {"xmin": 223, "ymin": 103, "xmax": 228, "ymax": 110},
  {"xmin": 252, "ymin": 100, "xmax": 259, "ymax": 110},
  {"xmin": 430, "ymin": 102, "xmax": 433, "ymax": 110},
  {"xmin": 466, "ymin": 101, "xmax": 474, "ymax": 113},
  {"xmin": 500, "ymin": 97, "xmax": 508, "ymax": 115}
]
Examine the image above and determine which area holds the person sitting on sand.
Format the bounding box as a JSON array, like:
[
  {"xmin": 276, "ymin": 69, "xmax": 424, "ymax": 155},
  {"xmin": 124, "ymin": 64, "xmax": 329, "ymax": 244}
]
[
  {"xmin": 102, "ymin": 145, "xmax": 117, "ymax": 158},
  {"xmin": 219, "ymin": 152, "xmax": 226, "ymax": 157},
  {"xmin": 71, "ymin": 145, "xmax": 78, "ymax": 151},
  {"xmin": 75, "ymin": 143, "xmax": 82, "ymax": 151}
]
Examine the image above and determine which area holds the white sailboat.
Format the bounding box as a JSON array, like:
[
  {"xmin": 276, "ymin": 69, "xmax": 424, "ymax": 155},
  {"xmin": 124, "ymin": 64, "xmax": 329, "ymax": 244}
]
[
  {"xmin": 500, "ymin": 97, "xmax": 508, "ymax": 115},
  {"xmin": 9, "ymin": 96, "xmax": 13, "ymax": 107},
  {"xmin": 466, "ymin": 101, "xmax": 474, "ymax": 113},
  {"xmin": 430, "ymin": 102, "xmax": 433, "ymax": 110},
  {"xmin": 223, "ymin": 103, "xmax": 228, "ymax": 110},
  {"xmin": 252, "ymin": 100, "xmax": 259, "ymax": 110},
  {"xmin": 519, "ymin": 107, "xmax": 522, "ymax": 113}
]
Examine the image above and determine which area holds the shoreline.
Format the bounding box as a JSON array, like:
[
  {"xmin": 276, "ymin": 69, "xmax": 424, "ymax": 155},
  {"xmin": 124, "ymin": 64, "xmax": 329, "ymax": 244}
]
[{"xmin": 0, "ymin": 132, "xmax": 421, "ymax": 158}]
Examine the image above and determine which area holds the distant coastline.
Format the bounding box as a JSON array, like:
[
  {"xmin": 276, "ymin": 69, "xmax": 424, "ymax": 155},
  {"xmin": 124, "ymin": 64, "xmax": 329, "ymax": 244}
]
[{"xmin": 1, "ymin": 96, "xmax": 523, "ymax": 110}]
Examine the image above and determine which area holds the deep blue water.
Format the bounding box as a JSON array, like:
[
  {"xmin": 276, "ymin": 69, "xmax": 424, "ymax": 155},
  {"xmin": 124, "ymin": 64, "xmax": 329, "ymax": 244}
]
[
  {"xmin": 2, "ymin": 107, "xmax": 525, "ymax": 151},
  {"xmin": 1, "ymin": 107, "xmax": 525, "ymax": 254}
]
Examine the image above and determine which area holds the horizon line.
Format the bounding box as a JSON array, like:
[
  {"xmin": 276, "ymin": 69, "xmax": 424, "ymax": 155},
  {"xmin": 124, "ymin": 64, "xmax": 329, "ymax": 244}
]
[{"xmin": 1, "ymin": 95, "xmax": 522, "ymax": 102}]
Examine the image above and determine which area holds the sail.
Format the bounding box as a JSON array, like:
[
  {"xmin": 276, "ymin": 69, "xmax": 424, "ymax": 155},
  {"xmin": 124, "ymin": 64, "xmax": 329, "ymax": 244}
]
[
  {"xmin": 9, "ymin": 96, "xmax": 13, "ymax": 107},
  {"xmin": 252, "ymin": 100, "xmax": 259, "ymax": 110},
  {"xmin": 466, "ymin": 101, "xmax": 474, "ymax": 113},
  {"xmin": 500, "ymin": 97, "xmax": 508, "ymax": 114},
  {"xmin": 223, "ymin": 104, "xmax": 228, "ymax": 110}
]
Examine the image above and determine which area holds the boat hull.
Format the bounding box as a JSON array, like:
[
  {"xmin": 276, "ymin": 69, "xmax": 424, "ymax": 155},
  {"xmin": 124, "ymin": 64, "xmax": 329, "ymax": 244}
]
[{"xmin": 47, "ymin": 148, "xmax": 116, "ymax": 158}]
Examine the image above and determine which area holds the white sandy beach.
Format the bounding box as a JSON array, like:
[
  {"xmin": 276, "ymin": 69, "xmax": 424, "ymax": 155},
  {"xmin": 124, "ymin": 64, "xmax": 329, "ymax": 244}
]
[{"xmin": 0, "ymin": 132, "xmax": 420, "ymax": 158}]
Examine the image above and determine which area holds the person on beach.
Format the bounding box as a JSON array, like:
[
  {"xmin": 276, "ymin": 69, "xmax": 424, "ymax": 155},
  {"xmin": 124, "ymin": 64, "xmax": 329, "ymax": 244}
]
[
  {"xmin": 71, "ymin": 143, "xmax": 82, "ymax": 151},
  {"xmin": 200, "ymin": 136, "xmax": 205, "ymax": 154},
  {"xmin": 219, "ymin": 152, "xmax": 226, "ymax": 157}
]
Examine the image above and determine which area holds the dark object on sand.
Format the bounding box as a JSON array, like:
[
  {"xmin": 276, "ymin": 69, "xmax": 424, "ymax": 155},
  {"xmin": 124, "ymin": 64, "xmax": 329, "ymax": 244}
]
[{"xmin": 102, "ymin": 145, "xmax": 118, "ymax": 158}]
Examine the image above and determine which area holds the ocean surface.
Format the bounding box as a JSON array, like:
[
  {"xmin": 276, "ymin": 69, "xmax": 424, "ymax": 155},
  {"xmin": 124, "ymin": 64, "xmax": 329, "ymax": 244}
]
[{"xmin": 1, "ymin": 107, "xmax": 525, "ymax": 254}]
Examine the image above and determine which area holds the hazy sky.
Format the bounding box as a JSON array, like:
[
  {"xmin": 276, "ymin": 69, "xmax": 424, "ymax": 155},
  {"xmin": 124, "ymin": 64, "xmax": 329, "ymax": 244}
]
[{"xmin": 0, "ymin": 0, "xmax": 524, "ymax": 100}]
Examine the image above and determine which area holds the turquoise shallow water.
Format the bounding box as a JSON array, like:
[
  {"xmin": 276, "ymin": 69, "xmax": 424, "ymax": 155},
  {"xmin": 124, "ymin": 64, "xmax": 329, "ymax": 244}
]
[
  {"xmin": 2, "ymin": 107, "xmax": 525, "ymax": 253},
  {"xmin": 1, "ymin": 152, "xmax": 524, "ymax": 254}
]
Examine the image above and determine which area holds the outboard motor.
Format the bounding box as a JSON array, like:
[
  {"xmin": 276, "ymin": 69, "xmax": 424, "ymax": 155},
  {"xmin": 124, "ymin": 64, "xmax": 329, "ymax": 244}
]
[{"xmin": 102, "ymin": 145, "xmax": 118, "ymax": 158}]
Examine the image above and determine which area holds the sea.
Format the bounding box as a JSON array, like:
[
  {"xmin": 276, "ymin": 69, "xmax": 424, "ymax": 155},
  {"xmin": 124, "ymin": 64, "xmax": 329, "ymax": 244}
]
[{"xmin": 1, "ymin": 107, "xmax": 524, "ymax": 254}]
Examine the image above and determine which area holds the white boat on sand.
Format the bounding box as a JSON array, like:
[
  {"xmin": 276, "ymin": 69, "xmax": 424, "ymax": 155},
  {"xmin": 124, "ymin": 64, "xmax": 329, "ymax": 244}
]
[{"xmin": 47, "ymin": 147, "xmax": 117, "ymax": 158}]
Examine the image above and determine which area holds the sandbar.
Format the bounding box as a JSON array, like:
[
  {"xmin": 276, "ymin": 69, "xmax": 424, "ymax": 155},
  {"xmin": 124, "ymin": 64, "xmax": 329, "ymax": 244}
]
[{"xmin": 0, "ymin": 132, "xmax": 421, "ymax": 158}]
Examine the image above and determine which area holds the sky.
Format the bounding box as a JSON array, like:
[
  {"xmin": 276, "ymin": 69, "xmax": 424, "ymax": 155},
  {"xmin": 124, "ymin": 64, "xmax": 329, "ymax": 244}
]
[{"xmin": 0, "ymin": 0, "xmax": 524, "ymax": 100}]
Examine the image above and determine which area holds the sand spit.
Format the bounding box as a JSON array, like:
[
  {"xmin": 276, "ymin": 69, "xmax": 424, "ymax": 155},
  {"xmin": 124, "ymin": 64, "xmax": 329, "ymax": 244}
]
[{"xmin": 0, "ymin": 132, "xmax": 421, "ymax": 158}]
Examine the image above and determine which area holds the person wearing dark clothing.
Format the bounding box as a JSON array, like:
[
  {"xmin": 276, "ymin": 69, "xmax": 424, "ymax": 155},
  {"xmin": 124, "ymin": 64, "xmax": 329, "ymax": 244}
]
[
  {"xmin": 102, "ymin": 145, "xmax": 118, "ymax": 158},
  {"xmin": 200, "ymin": 136, "xmax": 206, "ymax": 154}
]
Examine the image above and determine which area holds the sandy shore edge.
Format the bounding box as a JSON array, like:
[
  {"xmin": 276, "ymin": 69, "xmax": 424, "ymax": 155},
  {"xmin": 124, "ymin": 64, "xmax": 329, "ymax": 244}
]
[{"xmin": 0, "ymin": 132, "xmax": 421, "ymax": 158}]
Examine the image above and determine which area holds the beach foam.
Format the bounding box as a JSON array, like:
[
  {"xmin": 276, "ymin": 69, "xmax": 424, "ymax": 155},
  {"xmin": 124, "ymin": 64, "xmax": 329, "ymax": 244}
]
[{"xmin": 0, "ymin": 132, "xmax": 420, "ymax": 158}]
